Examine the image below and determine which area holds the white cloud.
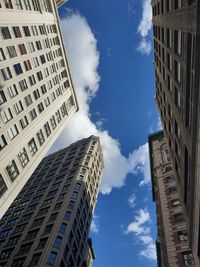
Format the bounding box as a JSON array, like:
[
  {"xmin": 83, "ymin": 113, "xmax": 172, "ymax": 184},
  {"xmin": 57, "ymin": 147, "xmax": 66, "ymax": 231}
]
[
  {"xmin": 125, "ymin": 209, "xmax": 150, "ymax": 236},
  {"xmin": 138, "ymin": 0, "xmax": 152, "ymax": 38},
  {"xmin": 125, "ymin": 209, "xmax": 156, "ymax": 261},
  {"xmin": 90, "ymin": 215, "xmax": 100, "ymax": 234},
  {"xmin": 128, "ymin": 193, "xmax": 136, "ymax": 208},
  {"xmin": 137, "ymin": 38, "xmax": 152, "ymax": 55},
  {"xmin": 137, "ymin": 0, "xmax": 152, "ymax": 55},
  {"xmin": 50, "ymin": 11, "xmax": 151, "ymax": 195}
]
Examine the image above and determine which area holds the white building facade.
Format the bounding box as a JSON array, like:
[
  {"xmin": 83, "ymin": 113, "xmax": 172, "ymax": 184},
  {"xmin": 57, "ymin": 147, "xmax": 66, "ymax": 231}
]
[{"xmin": 0, "ymin": 0, "xmax": 78, "ymax": 214}]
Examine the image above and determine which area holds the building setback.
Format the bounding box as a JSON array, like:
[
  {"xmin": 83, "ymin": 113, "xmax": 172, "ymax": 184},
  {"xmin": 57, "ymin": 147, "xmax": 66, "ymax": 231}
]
[
  {"xmin": 149, "ymin": 131, "xmax": 196, "ymax": 267},
  {"xmin": 151, "ymin": 0, "xmax": 200, "ymax": 263},
  {"xmin": 0, "ymin": 0, "xmax": 78, "ymax": 214},
  {"xmin": 0, "ymin": 135, "xmax": 103, "ymax": 267}
]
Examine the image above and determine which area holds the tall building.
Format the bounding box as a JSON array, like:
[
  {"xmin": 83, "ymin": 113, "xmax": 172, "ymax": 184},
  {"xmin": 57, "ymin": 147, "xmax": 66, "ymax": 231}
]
[
  {"xmin": 149, "ymin": 131, "xmax": 196, "ymax": 267},
  {"xmin": 56, "ymin": 0, "xmax": 69, "ymax": 8},
  {"xmin": 0, "ymin": 135, "xmax": 103, "ymax": 267},
  {"xmin": 151, "ymin": 0, "xmax": 200, "ymax": 262},
  {"xmin": 0, "ymin": 0, "xmax": 78, "ymax": 214}
]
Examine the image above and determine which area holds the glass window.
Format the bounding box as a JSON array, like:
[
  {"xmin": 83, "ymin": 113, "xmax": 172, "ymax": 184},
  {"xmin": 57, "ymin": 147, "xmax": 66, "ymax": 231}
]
[
  {"xmin": 8, "ymin": 84, "xmax": 18, "ymax": 98},
  {"xmin": 20, "ymin": 116, "xmax": 29, "ymax": 129},
  {"xmin": 44, "ymin": 122, "xmax": 51, "ymax": 137},
  {"xmin": 0, "ymin": 90, "xmax": 7, "ymax": 105},
  {"xmin": 0, "ymin": 27, "xmax": 11, "ymax": 39},
  {"xmin": 0, "ymin": 174, "xmax": 8, "ymax": 198},
  {"xmin": 54, "ymin": 236, "xmax": 62, "ymax": 248},
  {"xmin": 19, "ymin": 79, "xmax": 28, "ymax": 91},
  {"xmin": 178, "ymin": 230, "xmax": 188, "ymax": 242},
  {"xmin": 13, "ymin": 26, "xmax": 22, "ymax": 38},
  {"xmin": 29, "ymin": 108, "xmax": 37, "ymax": 121},
  {"xmin": 1, "ymin": 108, "xmax": 13, "ymax": 123},
  {"xmin": 7, "ymin": 45, "xmax": 17, "ymax": 58},
  {"xmin": 182, "ymin": 251, "xmax": 194, "ymax": 265},
  {"xmin": 37, "ymin": 238, "xmax": 48, "ymax": 249},
  {"xmin": 8, "ymin": 125, "xmax": 19, "ymax": 139},
  {"xmin": 28, "ymin": 138, "xmax": 38, "ymax": 156},
  {"xmin": 13, "ymin": 63, "xmax": 23, "ymax": 75},
  {"xmin": 23, "ymin": 26, "xmax": 31, "ymax": 37},
  {"xmin": 32, "ymin": 57, "xmax": 39, "ymax": 68},
  {"xmin": 37, "ymin": 102, "xmax": 44, "ymax": 113},
  {"xmin": 24, "ymin": 94, "xmax": 33, "ymax": 107},
  {"xmin": 24, "ymin": 60, "xmax": 32, "ymax": 71},
  {"xmin": 48, "ymin": 252, "xmax": 57, "ymax": 265},
  {"xmin": 64, "ymin": 211, "xmax": 71, "ymax": 221},
  {"xmin": 27, "ymin": 42, "xmax": 35, "ymax": 53},
  {"xmin": 59, "ymin": 223, "xmax": 67, "ymax": 233},
  {"xmin": 37, "ymin": 129, "xmax": 45, "ymax": 146},
  {"xmin": 0, "ymin": 48, "xmax": 6, "ymax": 61},
  {"xmin": 72, "ymin": 191, "xmax": 78, "ymax": 199},
  {"xmin": 18, "ymin": 148, "xmax": 29, "ymax": 168},
  {"xmin": 14, "ymin": 101, "xmax": 24, "ymax": 114},
  {"xmin": 29, "ymin": 253, "xmax": 41, "ymax": 266},
  {"xmin": 18, "ymin": 44, "xmax": 27, "ymax": 55},
  {"xmin": 29, "ymin": 75, "xmax": 36, "ymax": 86},
  {"xmin": 6, "ymin": 160, "xmax": 19, "ymax": 181},
  {"xmin": 172, "ymin": 199, "xmax": 180, "ymax": 207},
  {"xmin": 1, "ymin": 67, "xmax": 12, "ymax": 80},
  {"xmin": 68, "ymin": 200, "xmax": 75, "ymax": 210},
  {"xmin": 0, "ymin": 135, "xmax": 7, "ymax": 151}
]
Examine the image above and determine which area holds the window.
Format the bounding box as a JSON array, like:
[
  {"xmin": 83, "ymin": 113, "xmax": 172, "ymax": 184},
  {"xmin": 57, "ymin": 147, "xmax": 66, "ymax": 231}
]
[
  {"xmin": 13, "ymin": 63, "xmax": 23, "ymax": 75},
  {"xmin": 59, "ymin": 223, "xmax": 67, "ymax": 234},
  {"xmin": 20, "ymin": 116, "xmax": 29, "ymax": 129},
  {"xmin": 24, "ymin": 60, "xmax": 32, "ymax": 71},
  {"xmin": 18, "ymin": 44, "xmax": 27, "ymax": 55},
  {"xmin": 68, "ymin": 200, "xmax": 75, "ymax": 210},
  {"xmin": 41, "ymin": 84, "xmax": 47, "ymax": 94},
  {"xmin": 174, "ymin": 213, "xmax": 184, "ymax": 224},
  {"xmin": 19, "ymin": 79, "xmax": 28, "ymax": 91},
  {"xmin": 8, "ymin": 124, "xmax": 19, "ymax": 139},
  {"xmin": 15, "ymin": 0, "xmax": 23, "ymax": 9},
  {"xmin": 182, "ymin": 251, "xmax": 194, "ymax": 265},
  {"xmin": 64, "ymin": 211, "xmax": 71, "ymax": 221},
  {"xmin": 8, "ymin": 84, "xmax": 18, "ymax": 98},
  {"xmin": 36, "ymin": 71, "xmax": 43, "ymax": 81},
  {"xmin": 44, "ymin": 97, "xmax": 50, "ymax": 107},
  {"xmin": 175, "ymin": 87, "xmax": 181, "ymax": 109},
  {"xmin": 0, "ymin": 174, "xmax": 8, "ymax": 198},
  {"xmin": 18, "ymin": 242, "xmax": 33, "ymax": 255},
  {"xmin": 1, "ymin": 108, "xmax": 13, "ymax": 123},
  {"xmin": 12, "ymin": 258, "xmax": 26, "ymax": 267},
  {"xmin": 32, "ymin": 57, "xmax": 39, "ymax": 68},
  {"xmin": 44, "ymin": 122, "xmax": 51, "ymax": 137},
  {"xmin": 166, "ymin": 175, "xmax": 174, "ymax": 183},
  {"xmin": 31, "ymin": 26, "xmax": 38, "ymax": 36},
  {"xmin": 175, "ymin": 30, "xmax": 182, "ymax": 55},
  {"xmin": 1, "ymin": 67, "xmax": 12, "ymax": 80},
  {"xmin": 50, "ymin": 116, "xmax": 57, "ymax": 129},
  {"xmin": 28, "ymin": 42, "xmax": 35, "ymax": 53},
  {"xmin": 40, "ymin": 55, "xmax": 46, "ymax": 64},
  {"xmin": 72, "ymin": 191, "xmax": 78, "ymax": 199},
  {"xmin": 7, "ymin": 45, "xmax": 17, "ymax": 58},
  {"xmin": 168, "ymin": 186, "xmax": 177, "ymax": 194},
  {"xmin": 75, "ymin": 183, "xmax": 81, "ymax": 190},
  {"xmin": 0, "ymin": 135, "xmax": 7, "ymax": 151},
  {"xmin": 0, "ymin": 249, "xmax": 12, "ymax": 260},
  {"xmin": 48, "ymin": 252, "xmax": 57, "ymax": 265},
  {"xmin": 0, "ymin": 229, "xmax": 11, "ymax": 238},
  {"xmin": 175, "ymin": 60, "xmax": 181, "ymax": 83},
  {"xmin": 6, "ymin": 160, "xmax": 19, "ymax": 181},
  {"xmin": 43, "ymin": 224, "xmax": 53, "ymax": 235},
  {"xmin": 33, "ymin": 89, "xmax": 40, "ymax": 100},
  {"xmin": 14, "ymin": 101, "xmax": 24, "ymax": 114},
  {"xmin": 0, "ymin": 48, "xmax": 5, "ymax": 61},
  {"xmin": 0, "ymin": 90, "xmax": 6, "ymax": 105},
  {"xmin": 13, "ymin": 26, "xmax": 22, "ymax": 38},
  {"xmin": 37, "ymin": 102, "xmax": 44, "ymax": 113},
  {"xmin": 28, "ymin": 138, "xmax": 38, "ymax": 156},
  {"xmin": 29, "ymin": 108, "xmax": 37, "ymax": 121},
  {"xmin": 37, "ymin": 129, "xmax": 45, "ymax": 145},
  {"xmin": 18, "ymin": 148, "xmax": 29, "ymax": 167},
  {"xmin": 23, "ymin": 26, "xmax": 31, "ymax": 36},
  {"xmin": 36, "ymin": 40, "xmax": 42, "ymax": 50},
  {"xmin": 29, "ymin": 75, "xmax": 36, "ymax": 86},
  {"xmin": 178, "ymin": 230, "xmax": 188, "ymax": 242},
  {"xmin": 24, "ymin": 94, "xmax": 33, "ymax": 107},
  {"xmin": 1, "ymin": 27, "xmax": 11, "ymax": 39},
  {"xmin": 54, "ymin": 236, "xmax": 62, "ymax": 248}
]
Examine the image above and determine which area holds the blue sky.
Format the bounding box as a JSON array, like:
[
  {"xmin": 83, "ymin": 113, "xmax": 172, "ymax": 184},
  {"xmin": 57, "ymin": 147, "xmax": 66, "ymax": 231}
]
[{"xmin": 52, "ymin": 0, "xmax": 161, "ymax": 266}]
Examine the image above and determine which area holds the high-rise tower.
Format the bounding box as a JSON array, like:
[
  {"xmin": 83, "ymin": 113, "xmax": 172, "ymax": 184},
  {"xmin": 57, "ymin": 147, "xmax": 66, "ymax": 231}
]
[
  {"xmin": 0, "ymin": 136, "xmax": 103, "ymax": 266},
  {"xmin": 0, "ymin": 0, "xmax": 78, "ymax": 214},
  {"xmin": 151, "ymin": 0, "xmax": 200, "ymax": 262}
]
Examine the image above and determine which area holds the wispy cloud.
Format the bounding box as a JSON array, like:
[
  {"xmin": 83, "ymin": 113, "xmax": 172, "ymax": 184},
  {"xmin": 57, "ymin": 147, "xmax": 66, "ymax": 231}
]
[
  {"xmin": 137, "ymin": 0, "xmax": 152, "ymax": 55},
  {"xmin": 90, "ymin": 215, "xmax": 100, "ymax": 234},
  {"xmin": 128, "ymin": 193, "xmax": 136, "ymax": 208},
  {"xmin": 50, "ymin": 11, "xmax": 151, "ymax": 195},
  {"xmin": 125, "ymin": 208, "xmax": 156, "ymax": 261}
]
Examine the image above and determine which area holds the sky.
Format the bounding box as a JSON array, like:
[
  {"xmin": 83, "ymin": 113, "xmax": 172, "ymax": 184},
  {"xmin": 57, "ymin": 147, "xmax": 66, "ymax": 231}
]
[{"xmin": 51, "ymin": 0, "xmax": 161, "ymax": 266}]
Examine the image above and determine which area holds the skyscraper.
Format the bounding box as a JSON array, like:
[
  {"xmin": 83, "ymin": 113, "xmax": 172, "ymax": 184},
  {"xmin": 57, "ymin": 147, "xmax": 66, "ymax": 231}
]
[
  {"xmin": 151, "ymin": 0, "xmax": 200, "ymax": 262},
  {"xmin": 0, "ymin": 0, "xmax": 78, "ymax": 214},
  {"xmin": 149, "ymin": 131, "xmax": 197, "ymax": 267},
  {"xmin": 0, "ymin": 135, "xmax": 103, "ymax": 266}
]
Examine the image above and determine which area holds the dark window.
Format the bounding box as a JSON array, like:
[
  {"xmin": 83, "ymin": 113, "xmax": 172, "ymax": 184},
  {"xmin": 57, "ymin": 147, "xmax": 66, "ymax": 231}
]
[
  {"xmin": 54, "ymin": 236, "xmax": 62, "ymax": 248},
  {"xmin": 29, "ymin": 253, "xmax": 41, "ymax": 266},
  {"xmin": 1, "ymin": 27, "xmax": 11, "ymax": 39},
  {"xmin": 37, "ymin": 238, "xmax": 48, "ymax": 250},
  {"xmin": 23, "ymin": 26, "xmax": 31, "ymax": 36},
  {"xmin": 28, "ymin": 138, "xmax": 38, "ymax": 156},
  {"xmin": 13, "ymin": 63, "xmax": 23, "ymax": 75},
  {"xmin": 6, "ymin": 160, "xmax": 19, "ymax": 182},
  {"xmin": 59, "ymin": 223, "xmax": 67, "ymax": 233},
  {"xmin": 48, "ymin": 252, "xmax": 57, "ymax": 265},
  {"xmin": 13, "ymin": 26, "xmax": 22, "ymax": 38}
]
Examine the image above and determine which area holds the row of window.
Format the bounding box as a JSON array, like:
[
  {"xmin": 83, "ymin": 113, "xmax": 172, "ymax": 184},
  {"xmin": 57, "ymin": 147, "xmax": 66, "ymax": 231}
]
[
  {"xmin": 0, "ymin": 0, "xmax": 43, "ymax": 12},
  {"xmin": 152, "ymin": 0, "xmax": 182, "ymax": 17}
]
